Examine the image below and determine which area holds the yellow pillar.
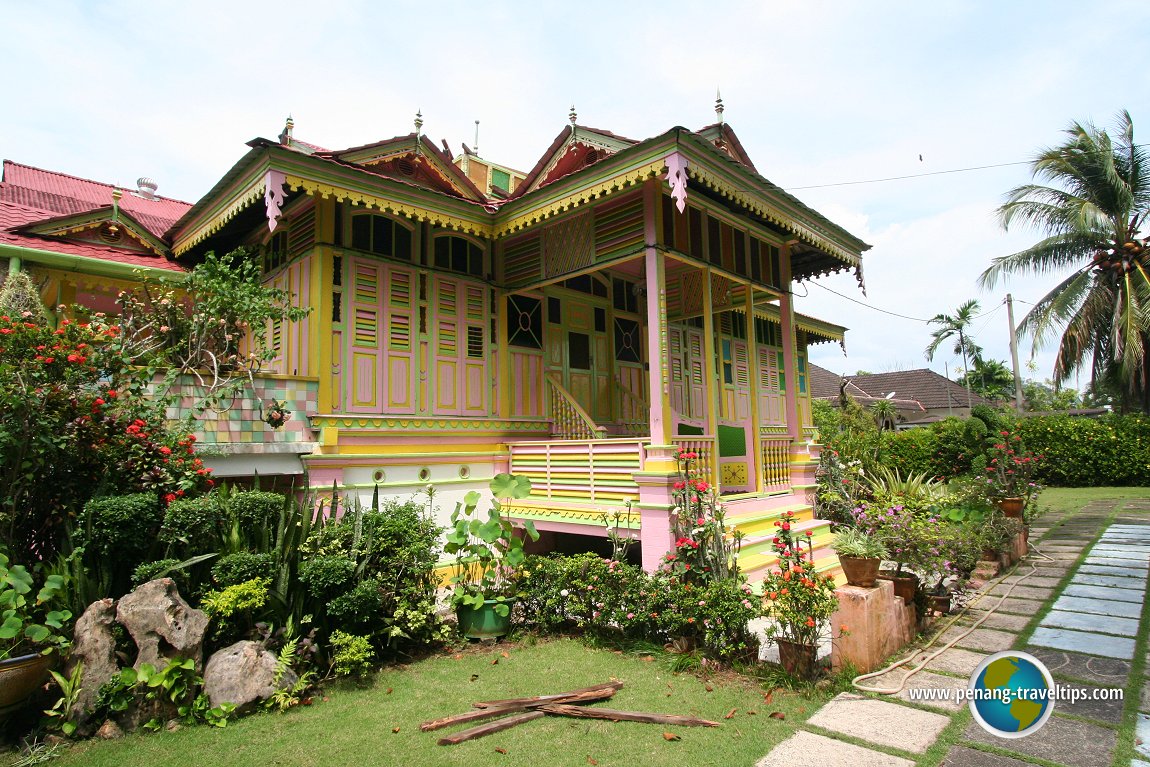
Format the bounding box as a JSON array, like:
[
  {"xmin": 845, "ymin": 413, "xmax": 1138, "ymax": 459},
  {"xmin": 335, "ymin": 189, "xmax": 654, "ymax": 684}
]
[
  {"xmin": 496, "ymin": 292, "xmax": 511, "ymax": 419},
  {"xmin": 745, "ymin": 286, "xmax": 763, "ymax": 492},
  {"xmin": 642, "ymin": 179, "xmax": 674, "ymax": 470},
  {"xmin": 779, "ymin": 242, "xmax": 800, "ymax": 443},
  {"xmin": 701, "ymin": 270, "xmax": 720, "ymax": 474}
]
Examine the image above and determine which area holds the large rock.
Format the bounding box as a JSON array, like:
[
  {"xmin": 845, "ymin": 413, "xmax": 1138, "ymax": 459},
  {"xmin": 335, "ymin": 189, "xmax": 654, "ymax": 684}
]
[
  {"xmin": 67, "ymin": 599, "xmax": 120, "ymax": 722},
  {"xmin": 203, "ymin": 640, "xmax": 297, "ymax": 712},
  {"xmin": 116, "ymin": 578, "xmax": 208, "ymax": 670}
]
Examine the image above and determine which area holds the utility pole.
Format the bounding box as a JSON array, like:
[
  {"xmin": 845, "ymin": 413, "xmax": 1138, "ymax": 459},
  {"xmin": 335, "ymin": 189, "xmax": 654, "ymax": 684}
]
[{"xmin": 1006, "ymin": 294, "xmax": 1024, "ymax": 411}]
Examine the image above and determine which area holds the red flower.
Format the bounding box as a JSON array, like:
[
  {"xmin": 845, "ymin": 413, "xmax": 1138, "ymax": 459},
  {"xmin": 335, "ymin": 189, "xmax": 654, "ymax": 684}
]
[{"xmin": 158, "ymin": 446, "xmax": 172, "ymax": 456}]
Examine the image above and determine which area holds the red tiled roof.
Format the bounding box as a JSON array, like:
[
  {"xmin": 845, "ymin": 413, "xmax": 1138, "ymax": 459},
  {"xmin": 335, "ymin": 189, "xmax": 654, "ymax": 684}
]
[
  {"xmin": 1, "ymin": 161, "xmax": 191, "ymax": 239},
  {"xmin": 809, "ymin": 363, "xmax": 995, "ymax": 410},
  {"xmin": 0, "ymin": 201, "xmax": 186, "ymax": 272}
]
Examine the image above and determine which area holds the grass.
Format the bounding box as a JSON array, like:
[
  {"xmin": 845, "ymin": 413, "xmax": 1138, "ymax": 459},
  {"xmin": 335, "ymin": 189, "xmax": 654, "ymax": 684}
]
[
  {"xmin": 40, "ymin": 638, "xmax": 834, "ymax": 767},
  {"xmin": 1036, "ymin": 487, "xmax": 1150, "ymax": 517}
]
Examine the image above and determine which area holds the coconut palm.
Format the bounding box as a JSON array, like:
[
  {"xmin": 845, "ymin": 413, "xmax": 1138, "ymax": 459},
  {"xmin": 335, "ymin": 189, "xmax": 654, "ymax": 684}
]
[
  {"xmin": 980, "ymin": 110, "xmax": 1150, "ymax": 412},
  {"xmin": 958, "ymin": 358, "xmax": 1016, "ymax": 401},
  {"xmin": 924, "ymin": 299, "xmax": 983, "ymax": 408},
  {"xmin": 869, "ymin": 398, "xmax": 900, "ymax": 432}
]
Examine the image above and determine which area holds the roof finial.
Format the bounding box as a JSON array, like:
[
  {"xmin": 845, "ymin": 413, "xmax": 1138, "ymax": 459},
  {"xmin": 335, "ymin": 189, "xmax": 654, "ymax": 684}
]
[
  {"xmin": 279, "ymin": 114, "xmax": 294, "ymax": 145},
  {"xmin": 111, "ymin": 188, "xmax": 122, "ymax": 222},
  {"xmin": 474, "ymin": 120, "xmax": 480, "ymax": 156},
  {"xmin": 569, "ymin": 105, "xmax": 577, "ymax": 126},
  {"xmin": 715, "ymin": 89, "xmax": 724, "ymax": 125},
  {"xmin": 415, "ymin": 109, "xmax": 423, "ymax": 139}
]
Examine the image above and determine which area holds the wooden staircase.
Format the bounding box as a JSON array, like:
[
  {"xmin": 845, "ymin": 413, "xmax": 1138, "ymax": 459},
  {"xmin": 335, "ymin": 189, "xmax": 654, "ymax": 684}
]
[{"xmin": 721, "ymin": 495, "xmax": 843, "ymax": 588}]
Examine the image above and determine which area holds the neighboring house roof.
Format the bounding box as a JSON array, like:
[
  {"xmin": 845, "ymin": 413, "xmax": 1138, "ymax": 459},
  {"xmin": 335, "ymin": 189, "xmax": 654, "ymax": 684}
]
[
  {"xmin": 809, "ymin": 363, "xmax": 991, "ymax": 415},
  {"xmin": 0, "ymin": 161, "xmax": 191, "ymax": 275}
]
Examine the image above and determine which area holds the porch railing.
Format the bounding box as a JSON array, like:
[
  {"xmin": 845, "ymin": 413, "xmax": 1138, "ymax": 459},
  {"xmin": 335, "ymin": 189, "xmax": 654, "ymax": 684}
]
[
  {"xmin": 546, "ymin": 373, "xmax": 606, "ymax": 440},
  {"xmin": 670, "ymin": 436, "xmax": 718, "ymax": 488},
  {"xmin": 507, "ymin": 438, "xmax": 646, "ymax": 503},
  {"xmin": 613, "ymin": 374, "xmax": 650, "ymax": 438},
  {"xmin": 761, "ymin": 435, "xmax": 791, "ymax": 492}
]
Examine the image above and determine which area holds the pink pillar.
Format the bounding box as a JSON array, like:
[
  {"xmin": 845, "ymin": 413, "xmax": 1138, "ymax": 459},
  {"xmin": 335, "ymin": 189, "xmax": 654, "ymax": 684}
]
[{"xmin": 634, "ymin": 470, "xmax": 677, "ymax": 573}]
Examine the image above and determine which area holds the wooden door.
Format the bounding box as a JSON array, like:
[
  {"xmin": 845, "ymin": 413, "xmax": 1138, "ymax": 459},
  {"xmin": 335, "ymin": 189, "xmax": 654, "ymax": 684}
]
[{"xmin": 547, "ymin": 293, "xmax": 611, "ymax": 423}]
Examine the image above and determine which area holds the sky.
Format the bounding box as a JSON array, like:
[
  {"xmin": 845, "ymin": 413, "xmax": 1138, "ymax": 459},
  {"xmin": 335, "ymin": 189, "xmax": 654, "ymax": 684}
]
[{"xmin": 3, "ymin": 0, "xmax": 1148, "ymax": 390}]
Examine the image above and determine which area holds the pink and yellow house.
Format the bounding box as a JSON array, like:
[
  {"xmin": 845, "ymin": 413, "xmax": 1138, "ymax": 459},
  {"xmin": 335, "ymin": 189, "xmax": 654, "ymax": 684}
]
[{"xmin": 0, "ymin": 110, "xmax": 867, "ymax": 581}]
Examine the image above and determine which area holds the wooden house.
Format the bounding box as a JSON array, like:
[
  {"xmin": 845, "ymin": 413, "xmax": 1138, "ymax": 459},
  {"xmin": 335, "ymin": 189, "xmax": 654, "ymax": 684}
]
[{"xmin": 0, "ymin": 110, "xmax": 868, "ymax": 581}]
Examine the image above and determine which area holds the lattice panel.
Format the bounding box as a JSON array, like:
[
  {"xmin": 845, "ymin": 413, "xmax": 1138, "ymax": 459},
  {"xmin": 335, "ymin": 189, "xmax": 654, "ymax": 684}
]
[
  {"xmin": 593, "ymin": 193, "xmax": 644, "ymax": 262},
  {"xmin": 543, "ymin": 212, "xmax": 594, "ymax": 278}
]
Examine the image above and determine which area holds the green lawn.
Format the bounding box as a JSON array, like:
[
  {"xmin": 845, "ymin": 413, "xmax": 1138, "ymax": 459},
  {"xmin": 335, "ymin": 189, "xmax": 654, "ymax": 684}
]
[
  {"xmin": 1036, "ymin": 486, "xmax": 1149, "ymax": 517},
  {"xmin": 44, "ymin": 638, "xmax": 830, "ymax": 767}
]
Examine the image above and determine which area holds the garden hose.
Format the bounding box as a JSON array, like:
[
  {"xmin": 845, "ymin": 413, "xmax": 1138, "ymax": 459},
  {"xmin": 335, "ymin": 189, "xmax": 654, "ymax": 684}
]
[{"xmin": 850, "ymin": 539, "xmax": 1054, "ymax": 695}]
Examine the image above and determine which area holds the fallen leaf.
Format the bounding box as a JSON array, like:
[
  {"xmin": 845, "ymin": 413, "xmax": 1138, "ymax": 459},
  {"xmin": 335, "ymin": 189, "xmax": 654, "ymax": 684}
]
[
  {"xmin": 724, "ymin": 708, "xmax": 737, "ymax": 719},
  {"xmin": 704, "ymin": 683, "xmax": 713, "ymax": 692},
  {"xmin": 764, "ymin": 689, "xmax": 774, "ymax": 704},
  {"xmin": 453, "ymin": 654, "xmax": 463, "ymax": 660},
  {"xmin": 769, "ymin": 712, "xmax": 786, "ymax": 720},
  {"xmin": 386, "ymin": 688, "xmax": 393, "ymax": 695},
  {"xmin": 662, "ymin": 732, "xmax": 681, "ymax": 741},
  {"xmin": 322, "ymin": 696, "xmax": 330, "ymax": 702},
  {"xmin": 746, "ymin": 710, "xmax": 757, "ymax": 716},
  {"xmin": 301, "ymin": 697, "xmax": 312, "ymax": 706},
  {"xmin": 501, "ymin": 651, "xmax": 510, "ymax": 659},
  {"xmin": 494, "ymin": 747, "xmax": 507, "ymax": 754},
  {"xmin": 587, "ymin": 758, "xmax": 598, "ymax": 765},
  {"xmin": 641, "ymin": 656, "xmax": 654, "ymax": 662},
  {"xmin": 491, "ymin": 658, "xmax": 499, "ymax": 665},
  {"xmin": 470, "ymin": 674, "xmax": 480, "ymax": 681},
  {"xmin": 392, "ymin": 727, "xmax": 400, "ymax": 733}
]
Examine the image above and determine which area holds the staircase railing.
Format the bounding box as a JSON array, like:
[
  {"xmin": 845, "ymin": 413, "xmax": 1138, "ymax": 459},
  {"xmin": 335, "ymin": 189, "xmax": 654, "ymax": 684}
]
[
  {"xmin": 670, "ymin": 435, "xmax": 718, "ymax": 489},
  {"xmin": 760, "ymin": 434, "xmax": 791, "ymax": 492},
  {"xmin": 546, "ymin": 373, "xmax": 607, "ymax": 440},
  {"xmin": 613, "ymin": 374, "xmax": 649, "ymax": 437}
]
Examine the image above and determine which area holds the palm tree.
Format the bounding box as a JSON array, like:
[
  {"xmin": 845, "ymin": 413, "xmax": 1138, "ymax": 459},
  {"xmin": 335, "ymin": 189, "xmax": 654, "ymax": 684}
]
[
  {"xmin": 870, "ymin": 399, "xmax": 900, "ymax": 432},
  {"xmin": 958, "ymin": 358, "xmax": 1015, "ymax": 401},
  {"xmin": 924, "ymin": 299, "xmax": 983, "ymax": 409},
  {"xmin": 980, "ymin": 110, "xmax": 1150, "ymax": 412}
]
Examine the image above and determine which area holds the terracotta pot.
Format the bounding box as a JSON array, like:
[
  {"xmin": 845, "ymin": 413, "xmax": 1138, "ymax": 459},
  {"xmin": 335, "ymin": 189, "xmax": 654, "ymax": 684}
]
[
  {"xmin": 929, "ymin": 593, "xmax": 952, "ymax": 614},
  {"xmin": 996, "ymin": 497, "xmax": 1025, "ymax": 518},
  {"xmin": 0, "ymin": 652, "xmax": 54, "ymax": 717},
  {"xmin": 776, "ymin": 639, "xmax": 818, "ymax": 679},
  {"xmin": 877, "ymin": 571, "xmax": 919, "ymax": 603},
  {"xmin": 839, "ymin": 555, "xmax": 881, "ymax": 588}
]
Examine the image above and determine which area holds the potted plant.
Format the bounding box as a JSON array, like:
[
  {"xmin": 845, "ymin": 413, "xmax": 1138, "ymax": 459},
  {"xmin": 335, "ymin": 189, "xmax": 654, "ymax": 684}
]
[
  {"xmin": 984, "ymin": 430, "xmax": 1041, "ymax": 518},
  {"xmin": 831, "ymin": 527, "xmax": 887, "ymax": 588},
  {"xmin": 0, "ymin": 552, "xmax": 72, "ymax": 714},
  {"xmin": 850, "ymin": 504, "xmax": 926, "ymax": 603},
  {"xmin": 444, "ymin": 473, "xmax": 539, "ymax": 639},
  {"xmin": 762, "ymin": 511, "xmax": 841, "ymax": 679}
]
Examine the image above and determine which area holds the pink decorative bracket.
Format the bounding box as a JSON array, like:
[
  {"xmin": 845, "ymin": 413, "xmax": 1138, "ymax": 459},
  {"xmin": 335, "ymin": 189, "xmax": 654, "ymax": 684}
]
[
  {"xmin": 665, "ymin": 152, "xmax": 689, "ymax": 213},
  {"xmin": 264, "ymin": 170, "xmax": 287, "ymax": 233}
]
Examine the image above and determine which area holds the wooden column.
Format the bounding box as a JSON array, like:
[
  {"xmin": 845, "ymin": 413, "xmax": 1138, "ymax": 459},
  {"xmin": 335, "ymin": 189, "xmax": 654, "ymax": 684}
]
[
  {"xmin": 701, "ymin": 271, "xmax": 720, "ymax": 481},
  {"xmin": 745, "ymin": 286, "xmax": 763, "ymax": 492},
  {"xmin": 643, "ymin": 180, "xmax": 673, "ymax": 452},
  {"xmin": 779, "ymin": 242, "xmax": 801, "ymax": 443},
  {"xmin": 496, "ymin": 292, "xmax": 511, "ymax": 419}
]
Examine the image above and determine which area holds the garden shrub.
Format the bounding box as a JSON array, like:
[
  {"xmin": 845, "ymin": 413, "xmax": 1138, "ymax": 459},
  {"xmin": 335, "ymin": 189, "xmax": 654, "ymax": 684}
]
[
  {"xmin": 227, "ymin": 491, "xmax": 284, "ymax": 534},
  {"xmin": 326, "ymin": 578, "xmax": 384, "ymax": 626},
  {"xmin": 200, "ymin": 577, "xmax": 271, "ymax": 643},
  {"xmin": 212, "ymin": 552, "xmax": 275, "ymax": 586},
  {"xmin": 79, "ymin": 493, "xmax": 163, "ymax": 561},
  {"xmin": 160, "ymin": 495, "xmax": 227, "ymax": 552},
  {"xmin": 1015, "ymin": 414, "xmax": 1150, "ymax": 486},
  {"xmin": 298, "ymin": 555, "xmax": 357, "ymax": 600},
  {"xmin": 328, "ymin": 630, "xmax": 374, "ymax": 677},
  {"xmin": 879, "ymin": 428, "xmax": 936, "ymax": 479},
  {"xmin": 132, "ymin": 558, "xmax": 187, "ymax": 587}
]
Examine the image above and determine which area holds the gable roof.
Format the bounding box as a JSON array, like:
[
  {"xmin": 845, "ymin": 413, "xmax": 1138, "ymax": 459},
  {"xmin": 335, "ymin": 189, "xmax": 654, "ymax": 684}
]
[
  {"xmin": 0, "ymin": 161, "xmax": 190, "ymax": 274},
  {"xmin": 809, "ymin": 363, "xmax": 995, "ymax": 410}
]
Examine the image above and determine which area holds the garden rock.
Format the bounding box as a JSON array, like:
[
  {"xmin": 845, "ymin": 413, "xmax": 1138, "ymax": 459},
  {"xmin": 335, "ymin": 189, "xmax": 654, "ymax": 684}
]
[
  {"xmin": 95, "ymin": 720, "xmax": 123, "ymax": 740},
  {"xmin": 67, "ymin": 598, "xmax": 121, "ymax": 725},
  {"xmin": 116, "ymin": 578, "xmax": 208, "ymax": 670},
  {"xmin": 204, "ymin": 640, "xmax": 295, "ymax": 712}
]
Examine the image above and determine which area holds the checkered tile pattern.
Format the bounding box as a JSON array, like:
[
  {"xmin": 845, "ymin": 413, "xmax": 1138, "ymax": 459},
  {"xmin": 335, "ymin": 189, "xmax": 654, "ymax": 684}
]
[{"xmin": 167, "ymin": 378, "xmax": 318, "ymax": 444}]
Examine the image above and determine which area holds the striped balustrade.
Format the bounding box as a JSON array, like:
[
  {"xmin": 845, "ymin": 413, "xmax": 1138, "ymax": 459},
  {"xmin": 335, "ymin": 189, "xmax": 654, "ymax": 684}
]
[
  {"xmin": 507, "ymin": 437, "xmax": 646, "ymax": 504},
  {"xmin": 670, "ymin": 436, "xmax": 718, "ymax": 488},
  {"xmin": 760, "ymin": 436, "xmax": 791, "ymax": 492}
]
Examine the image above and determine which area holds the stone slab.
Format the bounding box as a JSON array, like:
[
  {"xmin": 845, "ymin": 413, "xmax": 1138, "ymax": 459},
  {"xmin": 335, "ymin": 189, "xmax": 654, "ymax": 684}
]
[
  {"xmin": 1083, "ymin": 556, "xmax": 1148, "ymax": 570},
  {"xmin": 962, "ymin": 714, "xmax": 1117, "ymax": 767},
  {"xmin": 806, "ymin": 693, "xmax": 949, "ymax": 753},
  {"xmin": 1040, "ymin": 609, "xmax": 1139, "ymax": 637},
  {"xmin": 1141, "ymin": 679, "xmax": 1150, "ymax": 713},
  {"xmin": 1026, "ymin": 646, "xmax": 1130, "ymax": 684},
  {"xmin": 1062, "ymin": 583, "xmax": 1144, "ymax": 602},
  {"xmin": 863, "ymin": 669, "xmax": 967, "ymax": 712},
  {"xmin": 940, "ymin": 745, "xmax": 1047, "ymax": 767},
  {"xmin": 755, "ymin": 731, "xmax": 915, "ymax": 767},
  {"xmin": 1074, "ymin": 573, "xmax": 1147, "ymax": 588},
  {"xmin": 1138, "ymin": 713, "xmax": 1150, "ymax": 759},
  {"xmin": 988, "ymin": 596, "xmax": 1045, "ymax": 617},
  {"xmin": 919, "ymin": 647, "xmax": 989, "ymax": 678},
  {"xmin": 1053, "ymin": 595, "xmax": 1142, "ymax": 618},
  {"xmin": 985, "ymin": 583, "xmax": 1055, "ymax": 600},
  {"xmin": 1055, "ymin": 681, "xmax": 1126, "ymax": 723},
  {"xmin": 957, "ymin": 610, "xmax": 1031, "ymax": 632},
  {"xmin": 1000, "ymin": 574, "xmax": 1064, "ymax": 587},
  {"xmin": 1030, "ymin": 626, "xmax": 1135, "ymax": 660},
  {"xmin": 937, "ymin": 626, "xmax": 1017, "ymax": 653},
  {"xmin": 1080, "ymin": 563, "xmax": 1149, "ymax": 577}
]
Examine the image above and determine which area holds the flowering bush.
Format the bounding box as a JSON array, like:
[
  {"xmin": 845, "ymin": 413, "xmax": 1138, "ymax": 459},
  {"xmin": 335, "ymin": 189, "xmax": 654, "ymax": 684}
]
[
  {"xmin": 664, "ymin": 450, "xmax": 742, "ymax": 581},
  {"xmin": 983, "ymin": 429, "xmax": 1042, "ymax": 500},
  {"xmin": 761, "ymin": 510, "xmax": 840, "ymax": 648},
  {"xmin": 0, "ymin": 314, "xmax": 212, "ymax": 561}
]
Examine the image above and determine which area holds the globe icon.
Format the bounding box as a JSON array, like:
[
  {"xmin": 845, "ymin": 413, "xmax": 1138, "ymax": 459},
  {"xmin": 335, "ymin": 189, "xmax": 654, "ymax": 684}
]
[{"xmin": 969, "ymin": 651, "xmax": 1054, "ymax": 738}]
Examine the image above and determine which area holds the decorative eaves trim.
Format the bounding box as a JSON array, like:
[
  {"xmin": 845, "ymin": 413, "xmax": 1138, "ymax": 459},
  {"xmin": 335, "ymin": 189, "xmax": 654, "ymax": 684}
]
[{"xmin": 172, "ymin": 179, "xmax": 267, "ymax": 256}]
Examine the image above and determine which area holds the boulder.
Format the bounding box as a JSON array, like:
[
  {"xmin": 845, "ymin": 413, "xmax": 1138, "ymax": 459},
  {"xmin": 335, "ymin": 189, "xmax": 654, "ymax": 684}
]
[
  {"xmin": 116, "ymin": 578, "xmax": 208, "ymax": 671},
  {"xmin": 95, "ymin": 719, "xmax": 123, "ymax": 740},
  {"xmin": 203, "ymin": 640, "xmax": 297, "ymax": 712},
  {"xmin": 66, "ymin": 599, "xmax": 120, "ymax": 722}
]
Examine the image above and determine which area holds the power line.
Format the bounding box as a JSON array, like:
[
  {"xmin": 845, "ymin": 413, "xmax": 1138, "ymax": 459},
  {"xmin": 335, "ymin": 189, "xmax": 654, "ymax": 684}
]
[{"xmin": 808, "ymin": 282, "xmax": 930, "ymax": 322}]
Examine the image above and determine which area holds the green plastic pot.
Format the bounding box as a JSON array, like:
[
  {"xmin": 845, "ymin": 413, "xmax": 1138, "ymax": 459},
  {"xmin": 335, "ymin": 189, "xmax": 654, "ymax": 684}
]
[{"xmin": 456, "ymin": 600, "xmax": 513, "ymax": 640}]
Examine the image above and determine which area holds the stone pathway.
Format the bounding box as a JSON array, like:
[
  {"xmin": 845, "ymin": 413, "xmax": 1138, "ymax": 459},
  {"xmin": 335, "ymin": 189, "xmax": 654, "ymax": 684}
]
[{"xmin": 755, "ymin": 498, "xmax": 1150, "ymax": 767}]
